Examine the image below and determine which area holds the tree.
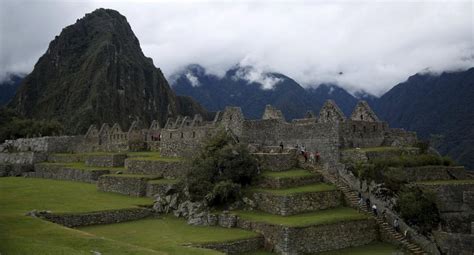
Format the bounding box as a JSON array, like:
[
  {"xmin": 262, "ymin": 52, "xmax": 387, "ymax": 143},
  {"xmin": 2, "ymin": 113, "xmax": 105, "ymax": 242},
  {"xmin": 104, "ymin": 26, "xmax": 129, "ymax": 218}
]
[{"xmin": 185, "ymin": 130, "xmax": 259, "ymax": 206}]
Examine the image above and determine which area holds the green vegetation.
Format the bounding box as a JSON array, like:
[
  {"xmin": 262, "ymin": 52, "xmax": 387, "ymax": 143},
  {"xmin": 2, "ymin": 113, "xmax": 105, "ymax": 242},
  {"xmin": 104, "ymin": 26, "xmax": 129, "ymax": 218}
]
[
  {"xmin": 0, "ymin": 177, "xmax": 159, "ymax": 255},
  {"xmin": 253, "ymin": 183, "xmax": 336, "ymax": 196},
  {"xmin": 0, "ymin": 108, "xmax": 63, "ymax": 143},
  {"xmin": 79, "ymin": 216, "xmax": 260, "ymax": 255},
  {"xmin": 394, "ymin": 186, "xmax": 440, "ymax": 234},
  {"xmin": 262, "ymin": 169, "xmax": 313, "ymax": 179},
  {"xmin": 370, "ymin": 154, "xmax": 455, "ymax": 168},
  {"xmin": 318, "ymin": 242, "xmax": 400, "ymax": 255},
  {"xmin": 234, "ymin": 207, "xmax": 367, "ymax": 227},
  {"xmin": 186, "ymin": 131, "xmax": 259, "ymax": 206}
]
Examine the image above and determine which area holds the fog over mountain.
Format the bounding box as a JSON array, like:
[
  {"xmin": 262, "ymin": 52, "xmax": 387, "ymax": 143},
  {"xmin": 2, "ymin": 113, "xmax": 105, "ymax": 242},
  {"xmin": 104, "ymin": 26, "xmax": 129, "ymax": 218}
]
[{"xmin": 1, "ymin": 0, "xmax": 473, "ymax": 95}]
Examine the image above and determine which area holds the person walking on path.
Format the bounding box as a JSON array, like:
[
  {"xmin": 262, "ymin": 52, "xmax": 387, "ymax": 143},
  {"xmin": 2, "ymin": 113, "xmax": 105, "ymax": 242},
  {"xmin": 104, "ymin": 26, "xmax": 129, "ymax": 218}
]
[
  {"xmin": 393, "ymin": 218, "xmax": 400, "ymax": 233},
  {"xmin": 372, "ymin": 204, "xmax": 378, "ymax": 217},
  {"xmin": 357, "ymin": 197, "xmax": 364, "ymax": 212}
]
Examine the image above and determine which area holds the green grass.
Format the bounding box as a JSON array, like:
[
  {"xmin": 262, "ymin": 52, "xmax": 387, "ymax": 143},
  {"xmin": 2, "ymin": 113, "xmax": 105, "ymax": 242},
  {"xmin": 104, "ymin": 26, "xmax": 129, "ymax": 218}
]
[
  {"xmin": 79, "ymin": 215, "xmax": 260, "ymax": 255},
  {"xmin": 0, "ymin": 177, "xmax": 160, "ymax": 255},
  {"xmin": 38, "ymin": 162, "xmax": 126, "ymax": 171},
  {"xmin": 318, "ymin": 242, "xmax": 400, "ymax": 255},
  {"xmin": 417, "ymin": 179, "xmax": 474, "ymax": 185},
  {"xmin": 262, "ymin": 169, "xmax": 313, "ymax": 179},
  {"xmin": 233, "ymin": 207, "xmax": 368, "ymax": 227},
  {"xmin": 252, "ymin": 183, "xmax": 336, "ymax": 195}
]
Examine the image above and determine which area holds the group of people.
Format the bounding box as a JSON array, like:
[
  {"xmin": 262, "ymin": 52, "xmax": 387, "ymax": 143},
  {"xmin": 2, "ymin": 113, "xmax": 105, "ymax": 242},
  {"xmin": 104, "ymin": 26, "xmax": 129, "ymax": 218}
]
[
  {"xmin": 357, "ymin": 193, "xmax": 401, "ymax": 234},
  {"xmin": 288, "ymin": 143, "xmax": 320, "ymax": 163}
]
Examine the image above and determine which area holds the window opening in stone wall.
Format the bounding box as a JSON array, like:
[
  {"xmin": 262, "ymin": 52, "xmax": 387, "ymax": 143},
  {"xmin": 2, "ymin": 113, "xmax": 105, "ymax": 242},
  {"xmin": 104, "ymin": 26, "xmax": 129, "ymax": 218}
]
[
  {"xmin": 229, "ymin": 115, "xmax": 233, "ymax": 120},
  {"xmin": 373, "ymin": 125, "xmax": 376, "ymax": 132},
  {"xmin": 363, "ymin": 126, "xmax": 367, "ymax": 133},
  {"xmin": 170, "ymin": 133, "xmax": 172, "ymax": 139},
  {"xmin": 192, "ymin": 131, "xmax": 196, "ymax": 138},
  {"xmin": 352, "ymin": 125, "xmax": 356, "ymax": 133},
  {"xmin": 181, "ymin": 132, "xmax": 184, "ymax": 138},
  {"xmin": 360, "ymin": 114, "xmax": 364, "ymax": 120}
]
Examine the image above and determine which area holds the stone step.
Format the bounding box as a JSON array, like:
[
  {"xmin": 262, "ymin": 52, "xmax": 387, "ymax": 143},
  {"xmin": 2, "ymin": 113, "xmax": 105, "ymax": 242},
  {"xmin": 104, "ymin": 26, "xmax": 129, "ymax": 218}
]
[
  {"xmin": 47, "ymin": 153, "xmax": 87, "ymax": 163},
  {"xmin": 97, "ymin": 174, "xmax": 160, "ymax": 197},
  {"xmin": 233, "ymin": 207, "xmax": 378, "ymax": 254},
  {"xmin": 251, "ymin": 184, "xmax": 342, "ymax": 216},
  {"xmin": 258, "ymin": 169, "xmax": 323, "ymax": 189},
  {"xmin": 27, "ymin": 162, "xmax": 123, "ymax": 183},
  {"xmin": 146, "ymin": 178, "xmax": 179, "ymax": 198},
  {"xmin": 125, "ymin": 157, "xmax": 188, "ymax": 178}
]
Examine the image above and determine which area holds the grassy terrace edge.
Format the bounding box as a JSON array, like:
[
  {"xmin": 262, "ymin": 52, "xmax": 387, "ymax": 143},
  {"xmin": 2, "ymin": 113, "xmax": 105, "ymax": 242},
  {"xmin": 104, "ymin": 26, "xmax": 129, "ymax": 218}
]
[
  {"xmin": 233, "ymin": 207, "xmax": 368, "ymax": 227},
  {"xmin": 251, "ymin": 183, "xmax": 336, "ymax": 195}
]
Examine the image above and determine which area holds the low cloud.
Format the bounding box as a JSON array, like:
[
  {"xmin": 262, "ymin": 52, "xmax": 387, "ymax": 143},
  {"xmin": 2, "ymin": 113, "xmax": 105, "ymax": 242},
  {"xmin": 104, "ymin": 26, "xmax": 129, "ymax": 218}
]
[{"xmin": 1, "ymin": 0, "xmax": 473, "ymax": 95}]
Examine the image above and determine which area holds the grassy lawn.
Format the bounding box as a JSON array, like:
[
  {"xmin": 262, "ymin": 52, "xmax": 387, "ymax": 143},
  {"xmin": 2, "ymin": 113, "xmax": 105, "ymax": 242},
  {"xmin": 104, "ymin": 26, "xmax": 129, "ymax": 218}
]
[
  {"xmin": 262, "ymin": 169, "xmax": 313, "ymax": 179},
  {"xmin": 417, "ymin": 179, "xmax": 474, "ymax": 185},
  {"xmin": 318, "ymin": 242, "xmax": 399, "ymax": 255},
  {"xmin": 0, "ymin": 177, "xmax": 160, "ymax": 255},
  {"xmin": 252, "ymin": 183, "xmax": 336, "ymax": 196},
  {"xmin": 38, "ymin": 162, "xmax": 126, "ymax": 171},
  {"xmin": 234, "ymin": 207, "xmax": 368, "ymax": 227},
  {"xmin": 79, "ymin": 215, "xmax": 260, "ymax": 255}
]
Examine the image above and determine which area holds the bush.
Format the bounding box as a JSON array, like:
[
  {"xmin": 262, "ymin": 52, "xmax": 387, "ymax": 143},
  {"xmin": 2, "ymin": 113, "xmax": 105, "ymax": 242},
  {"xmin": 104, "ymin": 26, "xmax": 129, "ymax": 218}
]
[
  {"xmin": 395, "ymin": 186, "xmax": 440, "ymax": 234},
  {"xmin": 185, "ymin": 130, "xmax": 259, "ymax": 206}
]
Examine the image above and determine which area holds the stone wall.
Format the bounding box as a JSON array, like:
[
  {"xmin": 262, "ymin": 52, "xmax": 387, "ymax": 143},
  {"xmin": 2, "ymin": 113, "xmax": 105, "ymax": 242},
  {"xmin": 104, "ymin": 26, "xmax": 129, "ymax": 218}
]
[
  {"xmin": 0, "ymin": 152, "xmax": 47, "ymax": 164},
  {"xmin": 1, "ymin": 136, "xmax": 83, "ymax": 153},
  {"xmin": 28, "ymin": 164, "xmax": 110, "ymax": 183},
  {"xmin": 383, "ymin": 166, "xmax": 469, "ymax": 183},
  {"xmin": 195, "ymin": 236, "xmax": 264, "ymax": 255},
  {"xmin": 97, "ymin": 175, "xmax": 158, "ymax": 196},
  {"xmin": 159, "ymin": 126, "xmax": 214, "ymax": 157},
  {"xmin": 338, "ymin": 120, "xmax": 388, "ymax": 149},
  {"xmin": 236, "ymin": 217, "xmax": 377, "ymax": 254},
  {"xmin": 0, "ymin": 164, "xmax": 33, "ymax": 177},
  {"xmin": 258, "ymin": 173, "xmax": 322, "ymax": 189},
  {"xmin": 383, "ymin": 128, "xmax": 418, "ymax": 147},
  {"xmin": 253, "ymin": 153, "xmax": 298, "ymax": 172},
  {"xmin": 40, "ymin": 208, "xmax": 154, "ymax": 228},
  {"xmin": 125, "ymin": 159, "xmax": 189, "ymax": 178},
  {"xmin": 242, "ymin": 120, "xmax": 340, "ymax": 165},
  {"xmin": 85, "ymin": 154, "xmax": 127, "ymax": 167},
  {"xmin": 146, "ymin": 181, "xmax": 178, "ymax": 198},
  {"xmin": 252, "ymin": 190, "xmax": 342, "ymax": 216},
  {"xmin": 48, "ymin": 154, "xmax": 86, "ymax": 163},
  {"xmin": 434, "ymin": 231, "xmax": 474, "ymax": 255},
  {"xmin": 418, "ymin": 182, "xmax": 474, "ymax": 233}
]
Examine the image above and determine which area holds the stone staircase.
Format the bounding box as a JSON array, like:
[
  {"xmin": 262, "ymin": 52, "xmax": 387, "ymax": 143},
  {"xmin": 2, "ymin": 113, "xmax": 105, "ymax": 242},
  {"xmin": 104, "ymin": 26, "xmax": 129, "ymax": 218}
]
[
  {"xmin": 302, "ymin": 163, "xmax": 427, "ymax": 255},
  {"xmin": 230, "ymin": 162, "xmax": 383, "ymax": 254}
]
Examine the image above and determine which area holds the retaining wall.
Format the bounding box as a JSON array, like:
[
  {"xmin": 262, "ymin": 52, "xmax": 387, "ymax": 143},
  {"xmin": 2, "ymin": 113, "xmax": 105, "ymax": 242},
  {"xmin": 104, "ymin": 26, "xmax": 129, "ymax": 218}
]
[
  {"xmin": 85, "ymin": 154, "xmax": 127, "ymax": 167},
  {"xmin": 196, "ymin": 236, "xmax": 264, "ymax": 255},
  {"xmin": 259, "ymin": 174, "xmax": 322, "ymax": 189},
  {"xmin": 98, "ymin": 175, "xmax": 158, "ymax": 196},
  {"xmin": 40, "ymin": 208, "xmax": 154, "ymax": 228},
  {"xmin": 27, "ymin": 164, "xmax": 110, "ymax": 183},
  {"xmin": 253, "ymin": 153, "xmax": 298, "ymax": 172},
  {"xmin": 125, "ymin": 159, "xmax": 188, "ymax": 178},
  {"xmin": 252, "ymin": 190, "xmax": 342, "ymax": 216}
]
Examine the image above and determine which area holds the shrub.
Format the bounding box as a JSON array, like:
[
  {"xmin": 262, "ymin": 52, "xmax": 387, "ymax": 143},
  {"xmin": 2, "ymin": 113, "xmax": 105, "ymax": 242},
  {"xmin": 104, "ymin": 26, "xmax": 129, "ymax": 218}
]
[
  {"xmin": 185, "ymin": 130, "xmax": 259, "ymax": 206},
  {"xmin": 395, "ymin": 186, "xmax": 440, "ymax": 234}
]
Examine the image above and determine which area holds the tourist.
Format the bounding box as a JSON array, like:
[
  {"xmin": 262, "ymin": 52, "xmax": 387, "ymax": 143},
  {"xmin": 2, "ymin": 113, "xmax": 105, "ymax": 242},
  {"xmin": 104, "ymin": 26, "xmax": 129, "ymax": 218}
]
[
  {"xmin": 365, "ymin": 198, "xmax": 371, "ymax": 211},
  {"xmin": 394, "ymin": 219, "xmax": 400, "ymax": 233},
  {"xmin": 357, "ymin": 197, "xmax": 364, "ymax": 212},
  {"xmin": 372, "ymin": 204, "xmax": 378, "ymax": 216}
]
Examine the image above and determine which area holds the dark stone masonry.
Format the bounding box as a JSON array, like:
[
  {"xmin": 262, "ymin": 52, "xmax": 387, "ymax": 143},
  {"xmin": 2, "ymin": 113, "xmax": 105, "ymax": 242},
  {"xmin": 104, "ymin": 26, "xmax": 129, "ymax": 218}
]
[
  {"xmin": 252, "ymin": 190, "xmax": 343, "ymax": 216},
  {"xmin": 97, "ymin": 174, "xmax": 160, "ymax": 196},
  {"xmin": 27, "ymin": 163, "xmax": 110, "ymax": 183},
  {"xmin": 125, "ymin": 159, "xmax": 188, "ymax": 178},
  {"xmin": 40, "ymin": 208, "xmax": 154, "ymax": 228}
]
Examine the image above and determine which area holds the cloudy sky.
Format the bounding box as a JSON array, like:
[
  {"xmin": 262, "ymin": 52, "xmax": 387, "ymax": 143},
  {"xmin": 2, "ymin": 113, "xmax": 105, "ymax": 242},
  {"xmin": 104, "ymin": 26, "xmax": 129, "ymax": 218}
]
[{"xmin": 0, "ymin": 0, "xmax": 473, "ymax": 95}]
